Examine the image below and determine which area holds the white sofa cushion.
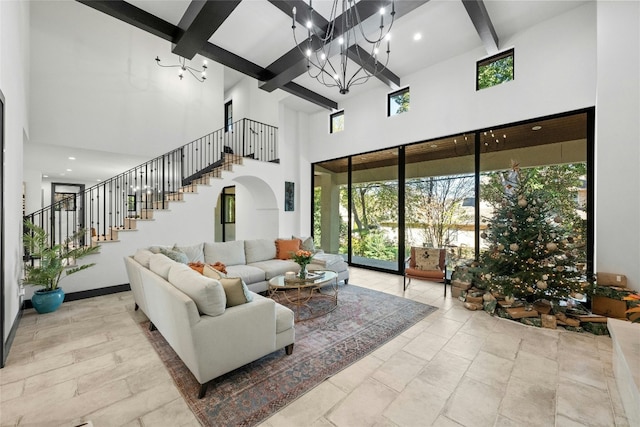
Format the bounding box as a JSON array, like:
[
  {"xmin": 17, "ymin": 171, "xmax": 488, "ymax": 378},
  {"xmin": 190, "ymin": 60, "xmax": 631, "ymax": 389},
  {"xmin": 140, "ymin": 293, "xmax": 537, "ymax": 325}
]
[
  {"xmin": 168, "ymin": 263, "xmax": 226, "ymax": 317},
  {"xmin": 204, "ymin": 240, "xmax": 246, "ymax": 266},
  {"xmin": 311, "ymin": 253, "xmax": 345, "ymax": 268},
  {"xmin": 149, "ymin": 253, "xmax": 175, "ymax": 280},
  {"xmin": 133, "ymin": 249, "xmax": 154, "ymax": 268},
  {"xmin": 253, "ymin": 293, "xmax": 294, "ymax": 334},
  {"xmin": 174, "ymin": 242, "xmax": 204, "ymax": 263},
  {"xmin": 248, "ymin": 260, "xmax": 300, "ymax": 280},
  {"xmin": 244, "ymin": 239, "xmax": 276, "ymax": 264},
  {"xmin": 225, "ymin": 264, "xmax": 267, "ymax": 284}
]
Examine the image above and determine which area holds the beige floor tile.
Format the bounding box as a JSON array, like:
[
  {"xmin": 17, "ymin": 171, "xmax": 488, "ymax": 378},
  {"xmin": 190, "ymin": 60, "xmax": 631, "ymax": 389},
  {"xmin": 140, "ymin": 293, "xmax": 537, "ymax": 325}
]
[
  {"xmin": 442, "ymin": 306, "xmax": 475, "ymax": 323},
  {"xmin": 465, "ymin": 351, "xmax": 513, "ymax": 387},
  {"xmin": 371, "ymin": 334, "xmax": 412, "ymax": 362},
  {"xmin": 72, "ymin": 331, "xmax": 146, "ymax": 363},
  {"xmin": 457, "ymin": 315, "xmax": 498, "ymax": 338},
  {"xmin": 558, "ymin": 348, "xmax": 608, "ymax": 390},
  {"xmin": 402, "ymin": 331, "xmax": 450, "ymax": 362},
  {"xmin": 265, "ymin": 380, "xmax": 346, "ymax": 427},
  {"xmin": 431, "ymin": 415, "xmax": 464, "ymax": 426},
  {"xmin": 383, "ymin": 376, "xmax": 451, "ymax": 427},
  {"xmin": 372, "ymin": 350, "xmax": 429, "ymax": 392},
  {"xmin": 441, "ymin": 331, "xmax": 486, "ymax": 361},
  {"xmin": 511, "ymin": 350, "xmax": 558, "ymax": 390},
  {"xmin": 85, "ymin": 381, "xmax": 180, "ymax": 426},
  {"xmin": 520, "ymin": 331, "xmax": 559, "ymax": 360},
  {"xmin": 556, "ymin": 377, "xmax": 615, "ymax": 427},
  {"xmin": 32, "ymin": 332, "xmax": 109, "ymax": 362},
  {"xmin": 417, "ymin": 350, "xmax": 471, "ymax": 392},
  {"xmin": 0, "ymin": 379, "xmax": 23, "ymax": 402},
  {"xmin": 76, "ymin": 350, "xmax": 161, "ymax": 394},
  {"xmin": 443, "ymin": 376, "xmax": 503, "ymax": 427},
  {"xmin": 328, "ymin": 355, "xmax": 383, "ymax": 393},
  {"xmin": 327, "ymin": 378, "xmax": 398, "ymax": 427},
  {"xmin": 0, "ymin": 351, "xmax": 74, "ymax": 385},
  {"xmin": 140, "ymin": 397, "xmax": 199, "ymax": 426},
  {"xmin": 556, "ymin": 413, "xmax": 594, "ymax": 427},
  {"xmin": 480, "ymin": 332, "xmax": 521, "ymax": 360},
  {"xmin": 607, "ymin": 376, "xmax": 627, "ymax": 417},
  {"xmin": 24, "ymin": 352, "xmax": 116, "ymax": 393},
  {"xmin": 498, "ymin": 376, "xmax": 555, "ymax": 427},
  {"xmin": 18, "ymin": 379, "xmax": 131, "ymax": 426},
  {"xmin": 0, "ymin": 379, "xmax": 77, "ymax": 426},
  {"xmin": 125, "ymin": 363, "xmax": 175, "ymax": 395}
]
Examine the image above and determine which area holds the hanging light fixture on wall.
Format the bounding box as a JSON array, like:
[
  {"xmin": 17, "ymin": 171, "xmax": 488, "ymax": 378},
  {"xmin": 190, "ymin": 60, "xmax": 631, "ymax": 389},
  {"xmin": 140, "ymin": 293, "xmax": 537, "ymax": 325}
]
[
  {"xmin": 291, "ymin": 0, "xmax": 395, "ymax": 95},
  {"xmin": 155, "ymin": 56, "xmax": 207, "ymax": 82}
]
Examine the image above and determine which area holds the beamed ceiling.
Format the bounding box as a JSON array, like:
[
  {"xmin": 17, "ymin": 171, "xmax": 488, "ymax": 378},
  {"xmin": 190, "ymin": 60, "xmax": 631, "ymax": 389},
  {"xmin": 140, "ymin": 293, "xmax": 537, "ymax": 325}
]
[{"xmin": 75, "ymin": 0, "xmax": 589, "ymax": 111}]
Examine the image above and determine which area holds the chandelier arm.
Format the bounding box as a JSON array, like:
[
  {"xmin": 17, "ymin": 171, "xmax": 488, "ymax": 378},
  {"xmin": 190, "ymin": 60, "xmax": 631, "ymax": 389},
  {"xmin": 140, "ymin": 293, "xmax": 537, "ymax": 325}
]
[{"xmin": 352, "ymin": 0, "xmax": 395, "ymax": 45}]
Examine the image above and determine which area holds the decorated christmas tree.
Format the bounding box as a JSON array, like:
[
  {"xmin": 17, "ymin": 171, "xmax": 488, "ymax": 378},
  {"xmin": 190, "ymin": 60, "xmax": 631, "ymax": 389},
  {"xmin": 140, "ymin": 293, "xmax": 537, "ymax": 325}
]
[{"xmin": 477, "ymin": 162, "xmax": 584, "ymax": 301}]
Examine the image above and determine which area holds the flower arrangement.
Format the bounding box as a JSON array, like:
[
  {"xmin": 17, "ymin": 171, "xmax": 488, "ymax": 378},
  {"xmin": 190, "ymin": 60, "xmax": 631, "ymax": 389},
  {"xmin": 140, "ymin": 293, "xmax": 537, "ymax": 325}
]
[{"xmin": 291, "ymin": 250, "xmax": 313, "ymax": 278}]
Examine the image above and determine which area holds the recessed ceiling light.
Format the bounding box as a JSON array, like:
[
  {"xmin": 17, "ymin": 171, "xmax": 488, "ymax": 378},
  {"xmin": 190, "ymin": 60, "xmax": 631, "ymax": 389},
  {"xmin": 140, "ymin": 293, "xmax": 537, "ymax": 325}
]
[
  {"xmin": 532, "ymin": 125, "xmax": 542, "ymax": 131},
  {"xmin": 97, "ymin": 179, "xmax": 102, "ymax": 182},
  {"xmin": 413, "ymin": 33, "xmax": 422, "ymax": 41},
  {"xmin": 68, "ymin": 156, "xmax": 76, "ymax": 160},
  {"xmin": 66, "ymin": 169, "xmax": 72, "ymax": 172},
  {"xmin": 43, "ymin": 175, "xmax": 48, "ymax": 178}
]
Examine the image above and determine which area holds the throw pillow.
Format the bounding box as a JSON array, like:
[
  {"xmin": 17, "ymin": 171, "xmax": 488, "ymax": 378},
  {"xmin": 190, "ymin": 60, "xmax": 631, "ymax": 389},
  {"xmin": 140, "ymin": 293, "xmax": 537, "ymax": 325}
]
[
  {"xmin": 202, "ymin": 264, "xmax": 226, "ymax": 279},
  {"xmin": 275, "ymin": 238, "xmax": 301, "ymax": 260},
  {"xmin": 414, "ymin": 248, "xmax": 441, "ymax": 271},
  {"xmin": 219, "ymin": 277, "xmax": 249, "ymax": 307},
  {"xmin": 158, "ymin": 247, "xmax": 189, "ymax": 264},
  {"xmin": 173, "ymin": 243, "xmax": 204, "ymax": 263},
  {"xmin": 149, "ymin": 253, "xmax": 175, "ymax": 280},
  {"xmin": 133, "ymin": 249, "xmax": 153, "ymax": 268},
  {"xmin": 188, "ymin": 262, "xmax": 205, "ymax": 275},
  {"xmin": 168, "ymin": 263, "xmax": 226, "ymax": 317},
  {"xmin": 293, "ymin": 235, "xmax": 316, "ymax": 253}
]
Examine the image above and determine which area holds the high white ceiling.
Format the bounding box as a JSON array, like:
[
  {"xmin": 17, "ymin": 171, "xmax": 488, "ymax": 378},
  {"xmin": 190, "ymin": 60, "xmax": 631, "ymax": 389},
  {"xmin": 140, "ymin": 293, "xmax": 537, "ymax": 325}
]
[
  {"xmin": 125, "ymin": 0, "xmax": 588, "ymax": 107},
  {"xmin": 28, "ymin": 0, "xmax": 589, "ymax": 184}
]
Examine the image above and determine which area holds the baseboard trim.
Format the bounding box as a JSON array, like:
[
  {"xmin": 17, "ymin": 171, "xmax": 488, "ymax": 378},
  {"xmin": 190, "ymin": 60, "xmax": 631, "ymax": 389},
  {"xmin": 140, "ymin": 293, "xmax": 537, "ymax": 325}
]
[
  {"xmin": 22, "ymin": 284, "xmax": 131, "ymax": 310},
  {"xmin": 1, "ymin": 309, "xmax": 23, "ymax": 368}
]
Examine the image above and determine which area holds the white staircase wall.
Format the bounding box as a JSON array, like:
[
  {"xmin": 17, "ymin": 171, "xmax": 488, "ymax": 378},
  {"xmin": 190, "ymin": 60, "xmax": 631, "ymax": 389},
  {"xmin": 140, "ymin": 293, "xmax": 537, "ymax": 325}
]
[{"xmin": 24, "ymin": 158, "xmax": 289, "ymax": 299}]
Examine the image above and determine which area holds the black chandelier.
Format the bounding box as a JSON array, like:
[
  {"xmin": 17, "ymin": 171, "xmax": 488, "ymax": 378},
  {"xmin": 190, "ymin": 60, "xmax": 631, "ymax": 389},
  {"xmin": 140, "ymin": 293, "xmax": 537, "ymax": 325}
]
[
  {"xmin": 292, "ymin": 0, "xmax": 395, "ymax": 94},
  {"xmin": 155, "ymin": 55, "xmax": 207, "ymax": 82}
]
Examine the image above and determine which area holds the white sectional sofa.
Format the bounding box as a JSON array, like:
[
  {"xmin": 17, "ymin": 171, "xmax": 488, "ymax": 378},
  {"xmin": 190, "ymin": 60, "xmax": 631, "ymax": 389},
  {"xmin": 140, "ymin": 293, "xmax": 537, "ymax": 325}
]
[
  {"xmin": 156, "ymin": 238, "xmax": 349, "ymax": 293},
  {"xmin": 124, "ymin": 250, "xmax": 296, "ymax": 399}
]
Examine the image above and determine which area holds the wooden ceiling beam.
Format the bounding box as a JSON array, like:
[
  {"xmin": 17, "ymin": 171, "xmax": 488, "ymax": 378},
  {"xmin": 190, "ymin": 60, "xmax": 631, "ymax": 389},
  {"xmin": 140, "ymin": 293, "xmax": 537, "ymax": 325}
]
[
  {"xmin": 462, "ymin": 0, "xmax": 499, "ymax": 54},
  {"xmin": 172, "ymin": 1, "xmax": 242, "ymax": 59}
]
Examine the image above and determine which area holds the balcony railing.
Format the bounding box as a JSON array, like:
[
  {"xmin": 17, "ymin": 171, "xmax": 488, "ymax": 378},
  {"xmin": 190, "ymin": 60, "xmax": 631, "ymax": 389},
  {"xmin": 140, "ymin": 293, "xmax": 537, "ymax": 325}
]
[{"xmin": 24, "ymin": 118, "xmax": 278, "ymax": 251}]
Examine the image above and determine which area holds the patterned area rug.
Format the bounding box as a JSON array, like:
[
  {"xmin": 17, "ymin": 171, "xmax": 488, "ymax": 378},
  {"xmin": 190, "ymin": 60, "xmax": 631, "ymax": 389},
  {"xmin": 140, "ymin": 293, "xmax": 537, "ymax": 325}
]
[{"xmin": 141, "ymin": 284, "xmax": 437, "ymax": 427}]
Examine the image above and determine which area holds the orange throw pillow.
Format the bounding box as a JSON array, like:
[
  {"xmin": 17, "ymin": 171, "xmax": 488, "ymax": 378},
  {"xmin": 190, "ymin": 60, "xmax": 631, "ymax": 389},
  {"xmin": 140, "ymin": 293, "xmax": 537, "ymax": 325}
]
[
  {"xmin": 188, "ymin": 262, "xmax": 205, "ymax": 274},
  {"xmin": 189, "ymin": 261, "xmax": 227, "ymax": 275},
  {"xmin": 275, "ymin": 238, "xmax": 301, "ymax": 260},
  {"xmin": 210, "ymin": 261, "xmax": 227, "ymax": 274}
]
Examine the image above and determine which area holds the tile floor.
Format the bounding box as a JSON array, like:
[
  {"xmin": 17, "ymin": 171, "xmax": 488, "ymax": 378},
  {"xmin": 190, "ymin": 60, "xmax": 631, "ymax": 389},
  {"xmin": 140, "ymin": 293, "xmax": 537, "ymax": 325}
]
[{"xmin": 0, "ymin": 267, "xmax": 629, "ymax": 427}]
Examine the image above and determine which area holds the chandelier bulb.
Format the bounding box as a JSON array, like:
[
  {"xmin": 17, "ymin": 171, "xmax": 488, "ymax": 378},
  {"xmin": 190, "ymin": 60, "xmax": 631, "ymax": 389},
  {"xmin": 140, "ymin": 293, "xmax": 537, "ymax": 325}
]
[
  {"xmin": 306, "ymin": 48, "xmax": 312, "ymax": 57},
  {"xmin": 338, "ymin": 37, "xmax": 344, "ymax": 45},
  {"xmin": 306, "ymin": 20, "xmax": 312, "ymax": 29},
  {"xmin": 320, "ymin": 52, "xmax": 326, "ymax": 60},
  {"xmin": 202, "ymin": 60, "xmax": 207, "ymax": 68}
]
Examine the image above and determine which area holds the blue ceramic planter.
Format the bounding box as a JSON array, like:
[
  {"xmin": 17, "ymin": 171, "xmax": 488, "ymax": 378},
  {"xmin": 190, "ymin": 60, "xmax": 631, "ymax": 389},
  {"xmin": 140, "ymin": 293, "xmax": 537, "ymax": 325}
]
[{"xmin": 31, "ymin": 288, "xmax": 65, "ymax": 314}]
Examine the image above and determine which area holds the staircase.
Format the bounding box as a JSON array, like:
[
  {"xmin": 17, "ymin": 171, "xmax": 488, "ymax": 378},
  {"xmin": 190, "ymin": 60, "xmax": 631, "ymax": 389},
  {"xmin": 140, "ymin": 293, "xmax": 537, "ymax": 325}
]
[{"xmin": 24, "ymin": 119, "xmax": 278, "ymax": 253}]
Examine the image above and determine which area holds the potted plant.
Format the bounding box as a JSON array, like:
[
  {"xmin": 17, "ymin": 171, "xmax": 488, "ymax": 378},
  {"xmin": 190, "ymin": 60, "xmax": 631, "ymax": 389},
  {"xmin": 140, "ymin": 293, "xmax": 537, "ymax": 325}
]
[{"xmin": 22, "ymin": 220, "xmax": 100, "ymax": 313}]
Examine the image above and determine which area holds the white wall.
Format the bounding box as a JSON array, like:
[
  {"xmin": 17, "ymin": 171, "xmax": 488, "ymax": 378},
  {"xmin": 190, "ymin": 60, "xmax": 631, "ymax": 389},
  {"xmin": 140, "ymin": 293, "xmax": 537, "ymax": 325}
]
[
  {"xmin": 1, "ymin": 0, "xmax": 29, "ymax": 346},
  {"xmin": 595, "ymin": 1, "xmax": 640, "ymax": 292},
  {"xmin": 29, "ymin": 1, "xmax": 224, "ymax": 159},
  {"xmin": 307, "ymin": 2, "xmax": 596, "ymax": 161},
  {"xmin": 225, "ymin": 76, "xmax": 284, "ymax": 127}
]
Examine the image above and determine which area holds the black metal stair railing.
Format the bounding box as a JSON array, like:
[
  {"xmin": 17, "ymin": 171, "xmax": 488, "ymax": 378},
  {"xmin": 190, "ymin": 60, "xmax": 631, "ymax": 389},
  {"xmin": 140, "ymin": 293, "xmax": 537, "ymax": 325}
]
[{"xmin": 23, "ymin": 118, "xmax": 278, "ymax": 251}]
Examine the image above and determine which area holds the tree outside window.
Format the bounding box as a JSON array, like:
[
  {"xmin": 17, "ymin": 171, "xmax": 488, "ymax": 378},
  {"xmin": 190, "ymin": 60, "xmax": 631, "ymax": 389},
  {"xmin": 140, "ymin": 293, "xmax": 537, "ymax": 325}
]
[
  {"xmin": 388, "ymin": 87, "xmax": 410, "ymax": 116},
  {"xmin": 330, "ymin": 111, "xmax": 344, "ymax": 133},
  {"xmin": 477, "ymin": 49, "xmax": 514, "ymax": 90}
]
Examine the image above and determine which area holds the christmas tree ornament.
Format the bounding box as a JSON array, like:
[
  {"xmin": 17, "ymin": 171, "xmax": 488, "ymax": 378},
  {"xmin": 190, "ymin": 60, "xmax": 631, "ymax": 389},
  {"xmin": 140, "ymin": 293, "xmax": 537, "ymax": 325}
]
[
  {"xmin": 536, "ymin": 280, "xmax": 548, "ymax": 290},
  {"xmin": 509, "ymin": 243, "xmax": 519, "ymax": 251},
  {"xmin": 546, "ymin": 242, "xmax": 558, "ymax": 251},
  {"xmin": 518, "ymin": 198, "xmax": 528, "ymax": 207},
  {"xmin": 497, "ymin": 244, "xmax": 504, "ymax": 251}
]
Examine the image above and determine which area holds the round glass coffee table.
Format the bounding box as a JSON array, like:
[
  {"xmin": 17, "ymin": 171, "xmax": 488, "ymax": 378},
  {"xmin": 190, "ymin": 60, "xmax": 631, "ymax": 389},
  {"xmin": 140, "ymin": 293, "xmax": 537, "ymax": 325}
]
[{"xmin": 268, "ymin": 270, "xmax": 339, "ymax": 321}]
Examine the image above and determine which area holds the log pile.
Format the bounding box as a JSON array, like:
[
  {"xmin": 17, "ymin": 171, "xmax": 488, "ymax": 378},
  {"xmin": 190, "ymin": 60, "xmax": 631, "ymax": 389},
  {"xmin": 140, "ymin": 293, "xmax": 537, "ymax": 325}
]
[{"xmin": 453, "ymin": 281, "xmax": 610, "ymax": 335}]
